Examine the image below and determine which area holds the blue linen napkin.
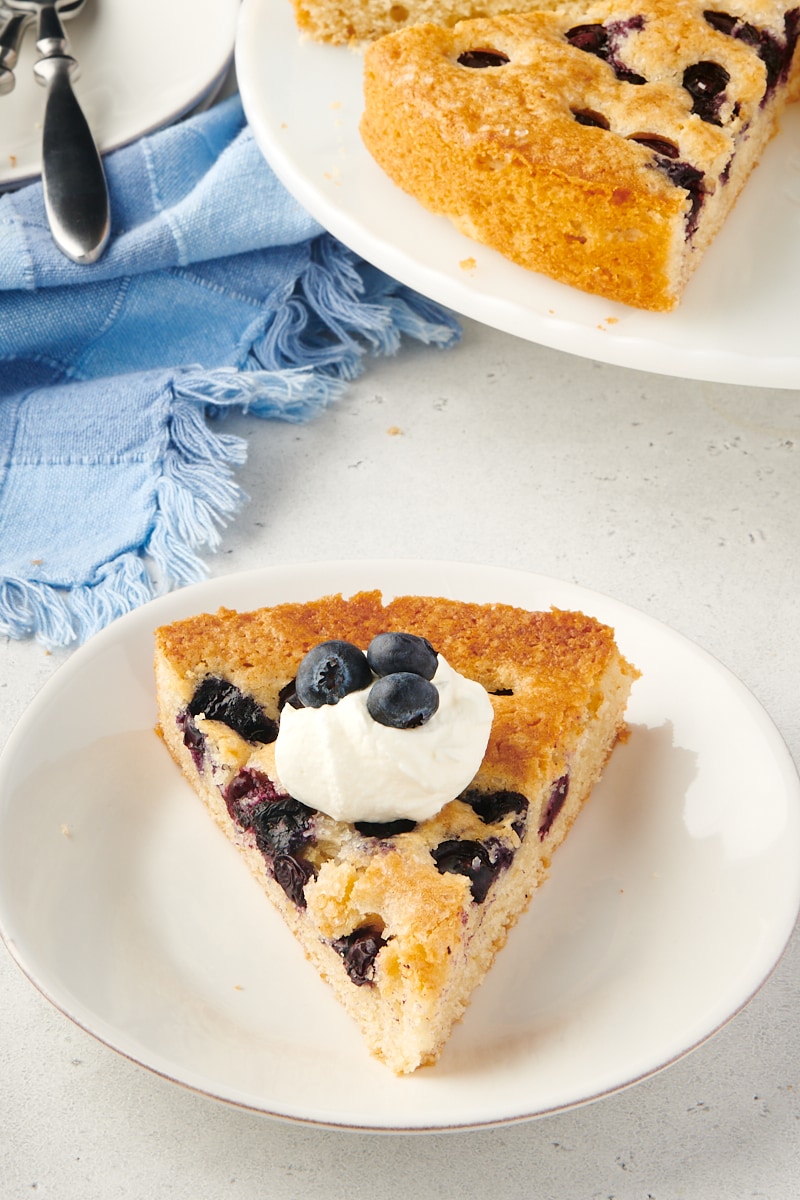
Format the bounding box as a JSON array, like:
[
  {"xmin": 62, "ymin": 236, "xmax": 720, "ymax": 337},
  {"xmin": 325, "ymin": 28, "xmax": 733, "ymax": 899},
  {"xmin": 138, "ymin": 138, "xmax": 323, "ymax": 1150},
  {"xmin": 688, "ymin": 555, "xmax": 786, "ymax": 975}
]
[{"xmin": 0, "ymin": 96, "xmax": 460, "ymax": 648}]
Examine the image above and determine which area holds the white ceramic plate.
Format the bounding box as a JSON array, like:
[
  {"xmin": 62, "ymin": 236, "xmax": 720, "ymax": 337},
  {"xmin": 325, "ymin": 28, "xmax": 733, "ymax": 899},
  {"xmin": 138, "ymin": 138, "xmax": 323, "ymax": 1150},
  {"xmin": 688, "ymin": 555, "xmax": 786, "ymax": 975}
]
[
  {"xmin": 1, "ymin": 561, "xmax": 799, "ymax": 1131},
  {"xmin": 236, "ymin": 0, "xmax": 800, "ymax": 389},
  {"xmin": 0, "ymin": 0, "xmax": 241, "ymax": 190}
]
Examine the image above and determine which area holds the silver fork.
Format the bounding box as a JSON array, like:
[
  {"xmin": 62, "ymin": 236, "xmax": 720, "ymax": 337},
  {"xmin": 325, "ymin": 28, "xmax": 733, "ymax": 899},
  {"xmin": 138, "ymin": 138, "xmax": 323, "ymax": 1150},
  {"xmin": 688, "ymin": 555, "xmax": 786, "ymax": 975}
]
[
  {"xmin": 0, "ymin": 9, "xmax": 33, "ymax": 94},
  {"xmin": 3, "ymin": 0, "xmax": 109, "ymax": 264},
  {"xmin": 0, "ymin": 0, "xmax": 80, "ymax": 95}
]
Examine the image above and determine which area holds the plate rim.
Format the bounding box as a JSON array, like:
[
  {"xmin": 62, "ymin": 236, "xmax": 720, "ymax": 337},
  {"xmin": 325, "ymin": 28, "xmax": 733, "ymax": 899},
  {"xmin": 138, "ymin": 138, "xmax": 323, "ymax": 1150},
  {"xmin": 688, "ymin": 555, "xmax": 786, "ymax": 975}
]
[{"xmin": 2, "ymin": 557, "xmax": 800, "ymax": 1131}]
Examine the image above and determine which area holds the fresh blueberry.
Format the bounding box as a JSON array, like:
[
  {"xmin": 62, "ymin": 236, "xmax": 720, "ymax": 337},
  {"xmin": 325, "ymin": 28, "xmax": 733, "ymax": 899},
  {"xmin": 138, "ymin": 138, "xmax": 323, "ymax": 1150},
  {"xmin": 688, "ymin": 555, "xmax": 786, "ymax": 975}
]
[
  {"xmin": 295, "ymin": 640, "xmax": 372, "ymax": 708},
  {"xmin": 188, "ymin": 676, "xmax": 277, "ymax": 744},
  {"xmin": 367, "ymin": 672, "xmax": 439, "ymax": 729},
  {"xmin": 366, "ymin": 631, "xmax": 438, "ymax": 680},
  {"xmin": 333, "ymin": 926, "xmax": 386, "ymax": 985}
]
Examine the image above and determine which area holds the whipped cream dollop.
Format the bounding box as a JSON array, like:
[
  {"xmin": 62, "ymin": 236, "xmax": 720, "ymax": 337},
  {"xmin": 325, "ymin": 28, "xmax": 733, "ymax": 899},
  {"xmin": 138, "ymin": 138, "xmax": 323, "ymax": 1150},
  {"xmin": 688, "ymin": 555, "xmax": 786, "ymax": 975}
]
[{"xmin": 274, "ymin": 656, "xmax": 494, "ymax": 824}]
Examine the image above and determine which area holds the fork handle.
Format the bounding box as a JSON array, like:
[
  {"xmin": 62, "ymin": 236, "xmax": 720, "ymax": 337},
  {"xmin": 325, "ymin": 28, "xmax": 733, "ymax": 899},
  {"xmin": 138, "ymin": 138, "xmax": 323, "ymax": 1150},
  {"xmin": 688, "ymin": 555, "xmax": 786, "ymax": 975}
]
[
  {"xmin": 33, "ymin": 53, "xmax": 110, "ymax": 263},
  {"xmin": 36, "ymin": 3, "xmax": 68, "ymax": 55},
  {"xmin": 0, "ymin": 12, "xmax": 33, "ymax": 94},
  {"xmin": 1, "ymin": 12, "xmax": 32, "ymax": 69}
]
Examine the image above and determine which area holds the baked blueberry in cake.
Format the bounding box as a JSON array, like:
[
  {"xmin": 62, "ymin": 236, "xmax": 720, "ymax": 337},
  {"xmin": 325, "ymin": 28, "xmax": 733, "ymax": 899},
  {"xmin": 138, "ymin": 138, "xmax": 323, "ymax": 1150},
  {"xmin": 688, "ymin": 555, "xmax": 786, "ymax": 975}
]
[
  {"xmin": 360, "ymin": 0, "xmax": 800, "ymax": 309},
  {"xmin": 155, "ymin": 591, "xmax": 637, "ymax": 1073}
]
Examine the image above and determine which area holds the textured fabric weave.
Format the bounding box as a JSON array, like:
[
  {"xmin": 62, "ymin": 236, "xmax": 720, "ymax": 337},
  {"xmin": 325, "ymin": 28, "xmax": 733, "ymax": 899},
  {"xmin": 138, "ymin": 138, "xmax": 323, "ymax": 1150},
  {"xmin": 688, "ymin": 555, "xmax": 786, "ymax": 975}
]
[{"xmin": 0, "ymin": 97, "xmax": 460, "ymax": 646}]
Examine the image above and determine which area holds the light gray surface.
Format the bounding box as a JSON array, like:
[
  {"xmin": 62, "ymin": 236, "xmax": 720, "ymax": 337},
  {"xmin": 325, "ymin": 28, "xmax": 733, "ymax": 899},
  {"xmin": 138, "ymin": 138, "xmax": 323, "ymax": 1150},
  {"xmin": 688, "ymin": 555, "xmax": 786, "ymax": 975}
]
[{"xmin": 1, "ymin": 317, "xmax": 798, "ymax": 1198}]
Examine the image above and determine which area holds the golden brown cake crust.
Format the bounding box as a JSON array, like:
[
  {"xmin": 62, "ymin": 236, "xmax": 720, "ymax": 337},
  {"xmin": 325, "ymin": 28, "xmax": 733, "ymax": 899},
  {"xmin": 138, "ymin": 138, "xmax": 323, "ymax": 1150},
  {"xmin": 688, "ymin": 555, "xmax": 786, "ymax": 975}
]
[
  {"xmin": 156, "ymin": 590, "xmax": 623, "ymax": 791},
  {"xmin": 359, "ymin": 0, "xmax": 800, "ymax": 309}
]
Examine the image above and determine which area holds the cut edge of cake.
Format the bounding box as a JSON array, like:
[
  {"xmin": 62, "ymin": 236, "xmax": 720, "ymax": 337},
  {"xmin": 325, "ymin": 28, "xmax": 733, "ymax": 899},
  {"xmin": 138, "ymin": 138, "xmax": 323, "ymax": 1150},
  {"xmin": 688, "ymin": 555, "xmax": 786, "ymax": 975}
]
[{"xmin": 154, "ymin": 591, "xmax": 638, "ymax": 1074}]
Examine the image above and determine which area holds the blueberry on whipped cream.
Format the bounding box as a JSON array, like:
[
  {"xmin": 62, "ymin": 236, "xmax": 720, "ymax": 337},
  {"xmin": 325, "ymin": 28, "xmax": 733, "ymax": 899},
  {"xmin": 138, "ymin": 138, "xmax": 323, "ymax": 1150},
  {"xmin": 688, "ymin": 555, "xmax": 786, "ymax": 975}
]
[
  {"xmin": 294, "ymin": 640, "xmax": 372, "ymax": 708},
  {"xmin": 274, "ymin": 632, "xmax": 494, "ymax": 824}
]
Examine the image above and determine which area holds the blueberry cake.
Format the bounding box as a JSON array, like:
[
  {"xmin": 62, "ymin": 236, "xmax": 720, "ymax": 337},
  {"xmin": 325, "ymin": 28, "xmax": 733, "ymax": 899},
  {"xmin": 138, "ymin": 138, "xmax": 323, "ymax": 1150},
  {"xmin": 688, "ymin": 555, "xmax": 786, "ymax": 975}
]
[
  {"xmin": 289, "ymin": 0, "xmax": 558, "ymax": 45},
  {"xmin": 360, "ymin": 0, "xmax": 800, "ymax": 309},
  {"xmin": 154, "ymin": 591, "xmax": 637, "ymax": 1073}
]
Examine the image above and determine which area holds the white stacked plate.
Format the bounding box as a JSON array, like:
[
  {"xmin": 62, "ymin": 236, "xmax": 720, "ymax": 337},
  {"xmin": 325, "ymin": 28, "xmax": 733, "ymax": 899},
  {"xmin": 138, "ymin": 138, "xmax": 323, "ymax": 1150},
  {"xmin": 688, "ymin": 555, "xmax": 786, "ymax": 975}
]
[{"xmin": 0, "ymin": 0, "xmax": 241, "ymax": 190}]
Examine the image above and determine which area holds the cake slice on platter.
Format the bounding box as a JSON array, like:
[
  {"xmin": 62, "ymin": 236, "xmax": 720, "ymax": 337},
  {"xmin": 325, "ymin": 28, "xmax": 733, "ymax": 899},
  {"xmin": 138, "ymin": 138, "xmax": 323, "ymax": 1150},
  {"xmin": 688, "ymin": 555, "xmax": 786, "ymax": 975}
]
[
  {"xmin": 154, "ymin": 590, "xmax": 638, "ymax": 1074},
  {"xmin": 360, "ymin": 0, "xmax": 800, "ymax": 310},
  {"xmin": 289, "ymin": 0, "xmax": 564, "ymax": 44}
]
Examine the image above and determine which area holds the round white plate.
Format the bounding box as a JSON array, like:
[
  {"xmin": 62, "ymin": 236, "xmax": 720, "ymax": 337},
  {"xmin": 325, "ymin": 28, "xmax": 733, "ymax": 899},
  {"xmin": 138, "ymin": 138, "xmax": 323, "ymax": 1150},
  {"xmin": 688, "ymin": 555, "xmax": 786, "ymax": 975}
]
[
  {"xmin": 0, "ymin": 0, "xmax": 241, "ymax": 190},
  {"xmin": 236, "ymin": 0, "xmax": 800, "ymax": 389},
  {"xmin": 1, "ymin": 561, "xmax": 799, "ymax": 1131}
]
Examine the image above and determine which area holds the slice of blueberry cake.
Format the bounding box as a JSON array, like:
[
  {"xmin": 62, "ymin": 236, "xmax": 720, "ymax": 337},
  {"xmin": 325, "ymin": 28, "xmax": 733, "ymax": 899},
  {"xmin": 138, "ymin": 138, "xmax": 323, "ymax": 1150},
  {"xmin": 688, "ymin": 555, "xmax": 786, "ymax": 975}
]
[
  {"xmin": 360, "ymin": 0, "xmax": 800, "ymax": 310},
  {"xmin": 154, "ymin": 591, "xmax": 637, "ymax": 1073}
]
